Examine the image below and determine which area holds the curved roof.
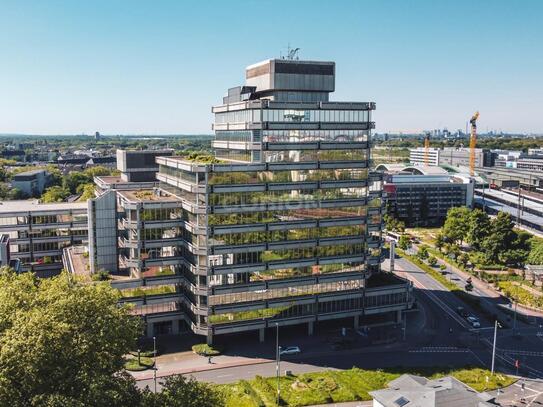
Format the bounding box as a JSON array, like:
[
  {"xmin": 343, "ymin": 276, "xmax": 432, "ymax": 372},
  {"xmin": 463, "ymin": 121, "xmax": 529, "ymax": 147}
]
[{"xmin": 376, "ymin": 163, "xmax": 449, "ymax": 176}]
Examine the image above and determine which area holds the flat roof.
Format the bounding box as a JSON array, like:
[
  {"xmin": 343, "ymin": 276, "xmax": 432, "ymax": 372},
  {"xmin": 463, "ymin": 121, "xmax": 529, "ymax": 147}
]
[
  {"xmin": 117, "ymin": 189, "xmax": 181, "ymax": 203},
  {"xmin": 0, "ymin": 200, "xmax": 87, "ymax": 213},
  {"xmin": 13, "ymin": 169, "xmax": 47, "ymax": 177}
]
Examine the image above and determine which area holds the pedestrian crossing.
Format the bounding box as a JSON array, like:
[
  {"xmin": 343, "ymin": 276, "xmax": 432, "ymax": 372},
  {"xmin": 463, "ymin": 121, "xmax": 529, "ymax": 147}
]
[{"xmin": 408, "ymin": 346, "xmax": 470, "ymax": 353}]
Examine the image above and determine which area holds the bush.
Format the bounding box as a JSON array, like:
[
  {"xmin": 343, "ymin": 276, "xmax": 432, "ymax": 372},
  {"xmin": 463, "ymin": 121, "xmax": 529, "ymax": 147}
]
[
  {"xmin": 192, "ymin": 344, "xmax": 223, "ymax": 356},
  {"xmin": 91, "ymin": 269, "xmax": 110, "ymax": 281},
  {"xmin": 427, "ymin": 256, "xmax": 438, "ymax": 267}
]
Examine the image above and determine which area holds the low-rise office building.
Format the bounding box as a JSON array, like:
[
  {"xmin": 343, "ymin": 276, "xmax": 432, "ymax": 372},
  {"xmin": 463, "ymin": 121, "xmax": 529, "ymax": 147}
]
[
  {"xmin": 0, "ymin": 200, "xmax": 88, "ymax": 276},
  {"xmin": 410, "ymin": 147, "xmax": 494, "ymax": 168},
  {"xmin": 378, "ymin": 164, "xmax": 474, "ymax": 227}
]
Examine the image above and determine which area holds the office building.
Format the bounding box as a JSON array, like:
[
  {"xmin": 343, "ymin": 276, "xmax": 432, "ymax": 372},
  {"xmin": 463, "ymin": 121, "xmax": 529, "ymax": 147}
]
[
  {"xmin": 148, "ymin": 57, "xmax": 412, "ymax": 343},
  {"xmin": 0, "ymin": 200, "xmax": 88, "ymax": 276},
  {"xmin": 11, "ymin": 169, "xmax": 50, "ymax": 197},
  {"xmin": 409, "ymin": 147, "xmax": 494, "ymax": 168},
  {"xmin": 378, "ymin": 164, "xmax": 474, "ymax": 227}
]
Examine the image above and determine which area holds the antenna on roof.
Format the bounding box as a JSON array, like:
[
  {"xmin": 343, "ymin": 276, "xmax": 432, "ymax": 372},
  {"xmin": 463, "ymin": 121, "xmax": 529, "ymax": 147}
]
[{"xmin": 286, "ymin": 44, "xmax": 300, "ymax": 60}]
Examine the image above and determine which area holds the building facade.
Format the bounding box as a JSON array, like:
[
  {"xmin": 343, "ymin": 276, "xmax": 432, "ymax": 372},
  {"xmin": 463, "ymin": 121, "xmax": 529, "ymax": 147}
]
[
  {"xmin": 152, "ymin": 58, "xmax": 412, "ymax": 343},
  {"xmin": 0, "ymin": 201, "xmax": 88, "ymax": 276},
  {"xmin": 410, "ymin": 147, "xmax": 493, "ymax": 168},
  {"xmin": 12, "ymin": 169, "xmax": 50, "ymax": 197}
]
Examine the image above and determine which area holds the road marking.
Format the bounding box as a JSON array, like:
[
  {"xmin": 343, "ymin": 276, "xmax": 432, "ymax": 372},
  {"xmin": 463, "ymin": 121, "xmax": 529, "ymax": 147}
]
[
  {"xmin": 216, "ymin": 374, "xmax": 233, "ymax": 378},
  {"xmin": 396, "ymin": 259, "xmax": 470, "ymax": 328}
]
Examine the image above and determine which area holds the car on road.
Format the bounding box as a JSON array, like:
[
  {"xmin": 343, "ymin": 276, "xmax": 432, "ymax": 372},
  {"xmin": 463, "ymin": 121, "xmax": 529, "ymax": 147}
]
[
  {"xmin": 456, "ymin": 307, "xmax": 468, "ymax": 318},
  {"xmin": 466, "ymin": 316, "xmax": 481, "ymax": 328},
  {"xmin": 280, "ymin": 346, "xmax": 301, "ymax": 355}
]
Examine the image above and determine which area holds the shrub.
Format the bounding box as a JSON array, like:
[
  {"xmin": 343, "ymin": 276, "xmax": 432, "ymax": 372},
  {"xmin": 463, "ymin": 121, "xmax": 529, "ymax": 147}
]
[
  {"xmin": 427, "ymin": 256, "xmax": 438, "ymax": 267},
  {"xmin": 192, "ymin": 344, "xmax": 223, "ymax": 356}
]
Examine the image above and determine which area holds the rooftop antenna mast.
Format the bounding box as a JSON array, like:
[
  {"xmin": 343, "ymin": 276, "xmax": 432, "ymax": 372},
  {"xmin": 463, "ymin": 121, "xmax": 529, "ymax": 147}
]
[{"xmin": 286, "ymin": 45, "xmax": 300, "ymax": 60}]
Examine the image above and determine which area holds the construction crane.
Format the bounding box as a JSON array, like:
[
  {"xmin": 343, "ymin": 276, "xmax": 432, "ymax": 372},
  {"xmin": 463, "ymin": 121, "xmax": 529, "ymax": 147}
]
[
  {"xmin": 469, "ymin": 111, "xmax": 480, "ymax": 176},
  {"xmin": 423, "ymin": 132, "xmax": 430, "ymax": 167}
]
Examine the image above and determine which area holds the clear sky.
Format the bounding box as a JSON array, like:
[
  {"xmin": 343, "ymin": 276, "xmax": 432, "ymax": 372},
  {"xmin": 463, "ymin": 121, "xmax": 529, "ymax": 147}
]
[{"xmin": 1, "ymin": 0, "xmax": 542, "ymax": 135}]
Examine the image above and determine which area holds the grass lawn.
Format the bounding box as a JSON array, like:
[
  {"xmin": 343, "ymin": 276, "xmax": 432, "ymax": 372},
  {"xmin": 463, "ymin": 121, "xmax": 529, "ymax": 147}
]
[
  {"xmin": 219, "ymin": 367, "xmax": 514, "ymax": 407},
  {"xmin": 498, "ymin": 281, "xmax": 543, "ymax": 309},
  {"xmin": 124, "ymin": 356, "xmax": 154, "ymax": 371}
]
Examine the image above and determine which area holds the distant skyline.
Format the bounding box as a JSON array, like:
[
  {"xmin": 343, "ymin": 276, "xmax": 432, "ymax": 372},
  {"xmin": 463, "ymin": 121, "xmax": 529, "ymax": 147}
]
[{"xmin": 1, "ymin": 0, "xmax": 542, "ymax": 135}]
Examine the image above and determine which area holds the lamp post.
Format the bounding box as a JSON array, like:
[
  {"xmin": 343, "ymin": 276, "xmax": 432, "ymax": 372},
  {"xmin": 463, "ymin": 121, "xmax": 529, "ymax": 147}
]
[
  {"xmin": 276, "ymin": 323, "xmax": 281, "ymax": 406},
  {"xmin": 153, "ymin": 336, "xmax": 157, "ymax": 393},
  {"xmin": 491, "ymin": 320, "xmax": 497, "ymax": 375}
]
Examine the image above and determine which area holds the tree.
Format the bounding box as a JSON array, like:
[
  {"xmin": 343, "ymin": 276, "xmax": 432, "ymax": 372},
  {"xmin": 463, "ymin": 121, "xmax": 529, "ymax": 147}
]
[
  {"xmin": 417, "ymin": 245, "xmax": 429, "ymax": 260},
  {"xmin": 141, "ymin": 375, "xmax": 224, "ymax": 407},
  {"xmin": 41, "ymin": 186, "xmax": 70, "ymax": 203},
  {"xmin": 435, "ymin": 232, "xmax": 445, "ymax": 253},
  {"xmin": 442, "ymin": 207, "xmax": 471, "ymax": 246},
  {"xmin": 398, "ymin": 235, "xmax": 411, "ymax": 251},
  {"xmin": 77, "ymin": 183, "xmax": 96, "ymax": 201},
  {"xmin": 0, "ymin": 270, "xmax": 143, "ymax": 407},
  {"xmin": 427, "ymin": 256, "xmax": 437, "ymax": 267},
  {"xmin": 466, "ymin": 209, "xmax": 491, "ymax": 250}
]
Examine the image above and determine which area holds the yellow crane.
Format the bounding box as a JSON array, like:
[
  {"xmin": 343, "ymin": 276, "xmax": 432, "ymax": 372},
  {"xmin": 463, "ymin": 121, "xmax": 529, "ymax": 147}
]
[{"xmin": 469, "ymin": 111, "xmax": 480, "ymax": 176}]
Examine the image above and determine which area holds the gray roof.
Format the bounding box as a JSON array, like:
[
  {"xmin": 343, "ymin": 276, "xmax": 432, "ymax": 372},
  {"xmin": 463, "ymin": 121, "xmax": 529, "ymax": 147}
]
[{"xmin": 369, "ymin": 374, "xmax": 497, "ymax": 407}]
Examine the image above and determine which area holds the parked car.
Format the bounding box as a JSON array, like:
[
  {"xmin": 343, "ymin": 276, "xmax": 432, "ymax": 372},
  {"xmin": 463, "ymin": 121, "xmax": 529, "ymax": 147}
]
[
  {"xmin": 466, "ymin": 316, "xmax": 481, "ymax": 328},
  {"xmin": 280, "ymin": 346, "xmax": 301, "ymax": 355}
]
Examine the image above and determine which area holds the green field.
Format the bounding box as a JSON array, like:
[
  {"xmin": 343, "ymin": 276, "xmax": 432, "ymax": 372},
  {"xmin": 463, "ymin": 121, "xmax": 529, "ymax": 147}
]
[{"xmin": 219, "ymin": 367, "xmax": 514, "ymax": 407}]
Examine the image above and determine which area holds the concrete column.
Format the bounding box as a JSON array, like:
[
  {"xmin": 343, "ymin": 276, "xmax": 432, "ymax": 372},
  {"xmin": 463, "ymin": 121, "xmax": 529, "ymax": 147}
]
[
  {"xmin": 259, "ymin": 328, "xmax": 265, "ymax": 343},
  {"xmin": 354, "ymin": 315, "xmax": 360, "ymax": 330},
  {"xmin": 206, "ymin": 331, "xmax": 213, "ymax": 346},
  {"xmin": 396, "ymin": 310, "xmax": 402, "ymax": 324},
  {"xmin": 308, "ymin": 321, "xmax": 314, "ymax": 336},
  {"xmin": 146, "ymin": 322, "xmax": 154, "ymax": 338},
  {"xmin": 171, "ymin": 319, "xmax": 179, "ymax": 335}
]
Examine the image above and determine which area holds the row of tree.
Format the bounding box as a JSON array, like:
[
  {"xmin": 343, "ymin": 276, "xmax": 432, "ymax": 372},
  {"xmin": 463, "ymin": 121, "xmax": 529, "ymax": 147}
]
[
  {"xmin": 0, "ymin": 267, "xmax": 223, "ymax": 407},
  {"xmin": 438, "ymin": 207, "xmax": 531, "ymax": 267}
]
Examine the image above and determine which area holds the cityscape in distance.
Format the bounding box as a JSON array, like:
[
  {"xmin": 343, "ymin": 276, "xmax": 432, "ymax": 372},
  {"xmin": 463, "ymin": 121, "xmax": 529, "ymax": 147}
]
[{"xmin": 1, "ymin": 1, "xmax": 543, "ymax": 406}]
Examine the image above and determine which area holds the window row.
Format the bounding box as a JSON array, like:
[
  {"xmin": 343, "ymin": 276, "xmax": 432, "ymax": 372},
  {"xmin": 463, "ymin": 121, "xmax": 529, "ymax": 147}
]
[
  {"xmin": 211, "ymin": 225, "xmax": 365, "ymax": 246},
  {"xmin": 209, "ymin": 243, "xmax": 364, "ymax": 267},
  {"xmin": 263, "ymin": 130, "xmax": 368, "ymax": 143},
  {"xmin": 209, "ymin": 168, "xmax": 368, "ymax": 185},
  {"xmin": 209, "ymin": 188, "xmax": 366, "ymax": 206},
  {"xmin": 208, "ymin": 207, "xmax": 366, "ymax": 226},
  {"xmin": 214, "ymin": 109, "xmax": 372, "ymax": 125},
  {"xmin": 209, "ymin": 279, "xmax": 363, "ymax": 306},
  {"xmin": 264, "ymin": 149, "xmax": 367, "ymax": 163}
]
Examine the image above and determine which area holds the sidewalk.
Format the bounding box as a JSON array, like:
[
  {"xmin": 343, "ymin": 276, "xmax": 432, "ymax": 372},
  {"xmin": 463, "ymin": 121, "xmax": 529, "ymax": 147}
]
[{"xmin": 130, "ymin": 339, "xmax": 410, "ymax": 381}]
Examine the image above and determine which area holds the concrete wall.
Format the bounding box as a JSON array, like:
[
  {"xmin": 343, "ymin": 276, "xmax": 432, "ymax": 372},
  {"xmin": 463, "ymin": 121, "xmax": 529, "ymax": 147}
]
[{"xmin": 88, "ymin": 190, "xmax": 118, "ymax": 273}]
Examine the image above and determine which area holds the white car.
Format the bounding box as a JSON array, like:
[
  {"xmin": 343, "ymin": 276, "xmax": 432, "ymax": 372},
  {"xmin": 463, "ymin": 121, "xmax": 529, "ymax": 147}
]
[
  {"xmin": 280, "ymin": 346, "xmax": 301, "ymax": 355},
  {"xmin": 466, "ymin": 317, "xmax": 481, "ymax": 328}
]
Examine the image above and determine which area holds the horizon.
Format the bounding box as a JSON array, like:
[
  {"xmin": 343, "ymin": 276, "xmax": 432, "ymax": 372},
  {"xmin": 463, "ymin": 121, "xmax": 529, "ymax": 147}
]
[{"xmin": 1, "ymin": 0, "xmax": 542, "ymax": 134}]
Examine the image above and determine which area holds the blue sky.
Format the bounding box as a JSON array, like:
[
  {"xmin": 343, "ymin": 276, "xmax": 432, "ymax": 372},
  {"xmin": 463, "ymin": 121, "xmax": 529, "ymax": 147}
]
[{"xmin": 0, "ymin": 0, "xmax": 541, "ymax": 134}]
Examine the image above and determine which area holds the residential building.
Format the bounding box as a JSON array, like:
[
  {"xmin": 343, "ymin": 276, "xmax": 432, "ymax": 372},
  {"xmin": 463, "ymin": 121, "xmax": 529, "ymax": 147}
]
[
  {"xmin": 378, "ymin": 164, "xmax": 474, "ymax": 227},
  {"xmin": 11, "ymin": 169, "xmax": 50, "ymax": 197},
  {"xmin": 369, "ymin": 374, "xmax": 498, "ymax": 407},
  {"xmin": 410, "ymin": 147, "xmax": 494, "ymax": 168},
  {"xmin": 0, "ymin": 200, "xmax": 88, "ymax": 277}
]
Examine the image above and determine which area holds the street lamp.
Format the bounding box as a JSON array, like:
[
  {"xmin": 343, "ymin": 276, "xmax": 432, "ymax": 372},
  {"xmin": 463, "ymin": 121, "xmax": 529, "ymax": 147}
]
[
  {"xmin": 276, "ymin": 323, "xmax": 281, "ymax": 406},
  {"xmin": 153, "ymin": 336, "xmax": 157, "ymax": 393}
]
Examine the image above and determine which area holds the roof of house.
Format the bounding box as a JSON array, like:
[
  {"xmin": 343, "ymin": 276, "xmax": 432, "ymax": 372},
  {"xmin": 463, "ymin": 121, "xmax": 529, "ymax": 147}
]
[
  {"xmin": 12, "ymin": 169, "xmax": 47, "ymax": 178},
  {"xmin": 369, "ymin": 374, "xmax": 497, "ymax": 407}
]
